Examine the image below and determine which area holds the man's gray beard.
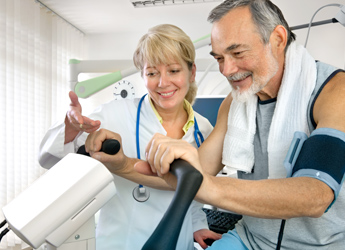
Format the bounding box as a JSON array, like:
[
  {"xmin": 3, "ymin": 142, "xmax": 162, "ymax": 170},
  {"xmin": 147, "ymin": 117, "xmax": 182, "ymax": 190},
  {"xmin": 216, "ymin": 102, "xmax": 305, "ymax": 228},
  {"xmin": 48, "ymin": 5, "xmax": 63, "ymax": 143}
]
[
  {"xmin": 227, "ymin": 72, "xmax": 257, "ymax": 103},
  {"xmin": 230, "ymin": 79, "xmax": 263, "ymax": 103}
]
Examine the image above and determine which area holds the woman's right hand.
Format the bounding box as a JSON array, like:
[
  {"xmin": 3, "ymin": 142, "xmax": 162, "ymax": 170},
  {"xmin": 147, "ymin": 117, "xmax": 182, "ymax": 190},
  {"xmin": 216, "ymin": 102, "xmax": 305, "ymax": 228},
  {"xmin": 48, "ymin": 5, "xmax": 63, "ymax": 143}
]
[
  {"xmin": 64, "ymin": 91, "xmax": 101, "ymax": 143},
  {"xmin": 85, "ymin": 128, "xmax": 129, "ymax": 175}
]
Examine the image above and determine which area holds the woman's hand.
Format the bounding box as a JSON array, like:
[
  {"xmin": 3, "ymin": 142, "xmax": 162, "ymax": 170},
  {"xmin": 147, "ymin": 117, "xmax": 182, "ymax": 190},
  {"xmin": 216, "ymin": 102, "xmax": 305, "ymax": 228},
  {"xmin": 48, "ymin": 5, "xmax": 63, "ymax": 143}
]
[
  {"xmin": 194, "ymin": 229, "xmax": 222, "ymax": 249},
  {"xmin": 65, "ymin": 91, "xmax": 101, "ymax": 143},
  {"xmin": 84, "ymin": 128, "xmax": 129, "ymax": 174}
]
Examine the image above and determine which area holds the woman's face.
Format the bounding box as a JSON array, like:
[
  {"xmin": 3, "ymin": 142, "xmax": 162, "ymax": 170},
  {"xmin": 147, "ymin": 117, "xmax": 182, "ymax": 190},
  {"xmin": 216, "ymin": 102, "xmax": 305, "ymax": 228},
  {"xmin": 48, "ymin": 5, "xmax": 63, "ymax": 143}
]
[{"xmin": 143, "ymin": 60, "xmax": 195, "ymax": 113}]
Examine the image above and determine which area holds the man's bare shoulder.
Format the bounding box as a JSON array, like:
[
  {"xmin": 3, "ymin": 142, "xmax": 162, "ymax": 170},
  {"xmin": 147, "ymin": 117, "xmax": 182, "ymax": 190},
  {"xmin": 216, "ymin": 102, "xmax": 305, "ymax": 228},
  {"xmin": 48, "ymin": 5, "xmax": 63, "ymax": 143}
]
[{"xmin": 314, "ymin": 71, "xmax": 345, "ymax": 132}]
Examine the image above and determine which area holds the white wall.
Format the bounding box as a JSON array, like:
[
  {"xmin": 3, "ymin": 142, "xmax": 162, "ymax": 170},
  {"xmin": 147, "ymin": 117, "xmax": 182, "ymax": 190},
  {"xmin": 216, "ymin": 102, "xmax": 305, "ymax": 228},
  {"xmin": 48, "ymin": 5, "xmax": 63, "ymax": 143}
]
[
  {"xmin": 80, "ymin": 0, "xmax": 345, "ymax": 113},
  {"xmin": 276, "ymin": 0, "xmax": 345, "ymax": 68}
]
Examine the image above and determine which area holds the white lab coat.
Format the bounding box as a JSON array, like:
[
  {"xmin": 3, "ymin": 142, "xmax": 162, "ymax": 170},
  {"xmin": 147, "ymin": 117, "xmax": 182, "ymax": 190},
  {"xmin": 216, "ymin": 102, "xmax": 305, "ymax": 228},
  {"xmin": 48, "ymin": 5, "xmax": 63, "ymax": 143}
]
[{"xmin": 39, "ymin": 95, "xmax": 213, "ymax": 250}]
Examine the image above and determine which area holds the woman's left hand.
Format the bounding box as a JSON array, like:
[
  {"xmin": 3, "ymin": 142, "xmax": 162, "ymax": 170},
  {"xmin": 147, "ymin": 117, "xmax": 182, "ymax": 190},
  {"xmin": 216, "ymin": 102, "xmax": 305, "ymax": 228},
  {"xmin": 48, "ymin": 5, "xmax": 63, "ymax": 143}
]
[{"xmin": 194, "ymin": 228, "xmax": 222, "ymax": 249}]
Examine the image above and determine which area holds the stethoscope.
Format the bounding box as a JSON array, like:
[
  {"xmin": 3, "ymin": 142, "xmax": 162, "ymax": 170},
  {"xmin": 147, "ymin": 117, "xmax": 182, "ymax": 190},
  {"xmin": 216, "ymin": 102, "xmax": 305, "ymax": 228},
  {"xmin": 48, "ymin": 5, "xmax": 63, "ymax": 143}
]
[{"xmin": 132, "ymin": 94, "xmax": 204, "ymax": 202}]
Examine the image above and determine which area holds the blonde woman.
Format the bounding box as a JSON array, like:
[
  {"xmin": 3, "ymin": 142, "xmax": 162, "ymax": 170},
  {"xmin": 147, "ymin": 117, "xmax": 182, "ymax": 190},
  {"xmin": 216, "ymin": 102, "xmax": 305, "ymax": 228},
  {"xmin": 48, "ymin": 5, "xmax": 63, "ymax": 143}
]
[{"xmin": 39, "ymin": 24, "xmax": 221, "ymax": 249}]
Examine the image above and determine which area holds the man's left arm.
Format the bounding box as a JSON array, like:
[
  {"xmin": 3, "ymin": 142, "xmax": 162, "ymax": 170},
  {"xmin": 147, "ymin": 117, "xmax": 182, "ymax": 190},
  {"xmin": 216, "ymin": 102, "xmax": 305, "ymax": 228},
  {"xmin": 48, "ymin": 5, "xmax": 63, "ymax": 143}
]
[{"xmin": 299, "ymin": 71, "xmax": 345, "ymax": 210}]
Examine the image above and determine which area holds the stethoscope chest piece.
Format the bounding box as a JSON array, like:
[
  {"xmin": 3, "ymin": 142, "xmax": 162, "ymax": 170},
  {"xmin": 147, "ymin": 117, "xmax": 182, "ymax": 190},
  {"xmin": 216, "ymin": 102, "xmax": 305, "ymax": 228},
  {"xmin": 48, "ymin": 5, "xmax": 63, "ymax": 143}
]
[{"xmin": 132, "ymin": 184, "xmax": 150, "ymax": 202}]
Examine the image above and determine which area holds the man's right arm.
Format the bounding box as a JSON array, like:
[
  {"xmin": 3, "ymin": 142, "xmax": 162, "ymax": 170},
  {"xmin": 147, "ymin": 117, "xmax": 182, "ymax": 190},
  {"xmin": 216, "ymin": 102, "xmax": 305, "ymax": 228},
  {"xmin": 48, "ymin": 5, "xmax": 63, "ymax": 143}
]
[{"xmin": 198, "ymin": 94, "xmax": 232, "ymax": 176}]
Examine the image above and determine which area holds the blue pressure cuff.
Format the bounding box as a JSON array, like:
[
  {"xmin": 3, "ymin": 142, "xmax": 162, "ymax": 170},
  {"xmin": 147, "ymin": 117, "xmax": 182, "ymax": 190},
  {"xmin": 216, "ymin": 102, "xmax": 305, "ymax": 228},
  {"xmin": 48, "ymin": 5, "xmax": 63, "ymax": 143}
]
[{"xmin": 284, "ymin": 128, "xmax": 345, "ymax": 211}]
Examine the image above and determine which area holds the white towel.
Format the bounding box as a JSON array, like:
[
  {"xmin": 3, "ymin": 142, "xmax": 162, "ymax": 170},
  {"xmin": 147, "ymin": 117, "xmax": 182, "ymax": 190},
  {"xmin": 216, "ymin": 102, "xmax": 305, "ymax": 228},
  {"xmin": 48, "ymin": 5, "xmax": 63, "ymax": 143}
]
[{"xmin": 222, "ymin": 42, "xmax": 317, "ymax": 178}]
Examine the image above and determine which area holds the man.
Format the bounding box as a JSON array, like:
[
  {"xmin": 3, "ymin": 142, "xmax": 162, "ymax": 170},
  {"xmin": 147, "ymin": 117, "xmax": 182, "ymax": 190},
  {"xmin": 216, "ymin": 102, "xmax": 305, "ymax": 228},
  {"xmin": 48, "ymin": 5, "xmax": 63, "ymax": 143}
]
[{"xmin": 139, "ymin": 0, "xmax": 345, "ymax": 249}]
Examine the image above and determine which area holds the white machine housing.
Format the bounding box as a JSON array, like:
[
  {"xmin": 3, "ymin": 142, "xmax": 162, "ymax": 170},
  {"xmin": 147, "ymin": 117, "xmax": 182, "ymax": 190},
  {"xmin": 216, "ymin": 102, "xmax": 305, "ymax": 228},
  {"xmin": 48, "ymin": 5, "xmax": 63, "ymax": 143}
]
[{"xmin": 2, "ymin": 153, "xmax": 116, "ymax": 249}]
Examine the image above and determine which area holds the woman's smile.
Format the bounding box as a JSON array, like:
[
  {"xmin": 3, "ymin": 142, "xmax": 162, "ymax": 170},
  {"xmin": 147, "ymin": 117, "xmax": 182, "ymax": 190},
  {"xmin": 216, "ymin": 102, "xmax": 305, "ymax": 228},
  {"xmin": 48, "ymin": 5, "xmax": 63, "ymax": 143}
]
[{"xmin": 159, "ymin": 90, "xmax": 177, "ymax": 98}]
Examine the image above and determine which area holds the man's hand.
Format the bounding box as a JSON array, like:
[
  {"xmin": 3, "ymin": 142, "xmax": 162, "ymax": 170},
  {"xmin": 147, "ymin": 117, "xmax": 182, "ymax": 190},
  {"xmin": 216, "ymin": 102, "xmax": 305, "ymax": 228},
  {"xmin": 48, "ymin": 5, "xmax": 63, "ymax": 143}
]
[
  {"xmin": 134, "ymin": 133, "xmax": 204, "ymax": 190},
  {"xmin": 144, "ymin": 133, "xmax": 202, "ymax": 176}
]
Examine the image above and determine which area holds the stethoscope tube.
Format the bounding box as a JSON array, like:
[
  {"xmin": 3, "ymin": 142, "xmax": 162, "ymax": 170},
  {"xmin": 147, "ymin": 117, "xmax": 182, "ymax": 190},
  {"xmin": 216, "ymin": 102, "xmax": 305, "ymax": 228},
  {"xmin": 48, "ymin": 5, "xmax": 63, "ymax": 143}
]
[
  {"xmin": 136, "ymin": 94, "xmax": 146, "ymax": 160},
  {"xmin": 133, "ymin": 94, "xmax": 150, "ymax": 202},
  {"xmin": 194, "ymin": 116, "xmax": 204, "ymax": 148}
]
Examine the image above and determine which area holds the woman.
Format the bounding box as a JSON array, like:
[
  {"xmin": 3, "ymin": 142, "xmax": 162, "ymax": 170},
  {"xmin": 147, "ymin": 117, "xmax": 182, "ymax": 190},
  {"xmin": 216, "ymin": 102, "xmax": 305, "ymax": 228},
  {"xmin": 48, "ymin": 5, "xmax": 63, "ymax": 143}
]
[{"xmin": 39, "ymin": 24, "xmax": 220, "ymax": 249}]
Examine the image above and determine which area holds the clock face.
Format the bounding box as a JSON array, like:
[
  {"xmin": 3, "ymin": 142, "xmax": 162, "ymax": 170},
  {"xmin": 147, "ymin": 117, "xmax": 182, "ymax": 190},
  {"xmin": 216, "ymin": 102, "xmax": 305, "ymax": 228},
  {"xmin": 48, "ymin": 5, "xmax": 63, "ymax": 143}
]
[{"xmin": 113, "ymin": 80, "xmax": 136, "ymax": 100}]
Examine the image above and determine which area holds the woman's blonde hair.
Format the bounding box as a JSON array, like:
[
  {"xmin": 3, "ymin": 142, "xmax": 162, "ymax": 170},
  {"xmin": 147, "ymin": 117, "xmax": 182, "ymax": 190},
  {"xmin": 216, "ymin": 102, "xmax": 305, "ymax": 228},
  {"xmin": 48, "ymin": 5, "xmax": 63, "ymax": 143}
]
[{"xmin": 133, "ymin": 24, "xmax": 197, "ymax": 104}]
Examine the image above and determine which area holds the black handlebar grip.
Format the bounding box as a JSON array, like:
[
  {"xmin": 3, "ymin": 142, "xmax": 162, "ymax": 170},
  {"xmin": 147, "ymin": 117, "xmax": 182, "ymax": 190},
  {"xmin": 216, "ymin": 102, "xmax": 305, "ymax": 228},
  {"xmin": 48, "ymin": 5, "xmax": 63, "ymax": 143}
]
[
  {"xmin": 141, "ymin": 159, "xmax": 203, "ymax": 250},
  {"xmin": 77, "ymin": 139, "xmax": 121, "ymax": 156}
]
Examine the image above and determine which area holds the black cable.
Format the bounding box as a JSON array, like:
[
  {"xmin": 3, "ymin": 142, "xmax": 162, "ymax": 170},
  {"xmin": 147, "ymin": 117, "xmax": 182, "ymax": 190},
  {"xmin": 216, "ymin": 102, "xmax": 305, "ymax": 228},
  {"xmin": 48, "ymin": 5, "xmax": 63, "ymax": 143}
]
[
  {"xmin": 0, "ymin": 220, "xmax": 7, "ymax": 229},
  {"xmin": 290, "ymin": 18, "xmax": 338, "ymax": 31},
  {"xmin": 0, "ymin": 228, "xmax": 10, "ymax": 243},
  {"xmin": 275, "ymin": 219, "xmax": 286, "ymax": 250}
]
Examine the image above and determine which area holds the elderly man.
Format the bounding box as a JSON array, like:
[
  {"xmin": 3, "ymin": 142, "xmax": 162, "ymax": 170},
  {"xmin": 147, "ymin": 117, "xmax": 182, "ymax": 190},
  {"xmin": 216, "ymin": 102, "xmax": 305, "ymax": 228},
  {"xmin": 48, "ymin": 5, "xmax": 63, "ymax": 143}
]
[{"xmin": 140, "ymin": 0, "xmax": 345, "ymax": 249}]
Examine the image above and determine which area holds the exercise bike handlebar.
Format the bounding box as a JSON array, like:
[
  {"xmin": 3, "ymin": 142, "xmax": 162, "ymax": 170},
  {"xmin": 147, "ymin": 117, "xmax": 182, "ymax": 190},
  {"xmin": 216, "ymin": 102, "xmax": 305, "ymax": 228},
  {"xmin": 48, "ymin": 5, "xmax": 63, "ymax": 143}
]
[
  {"xmin": 77, "ymin": 139, "xmax": 121, "ymax": 156},
  {"xmin": 142, "ymin": 159, "xmax": 203, "ymax": 250}
]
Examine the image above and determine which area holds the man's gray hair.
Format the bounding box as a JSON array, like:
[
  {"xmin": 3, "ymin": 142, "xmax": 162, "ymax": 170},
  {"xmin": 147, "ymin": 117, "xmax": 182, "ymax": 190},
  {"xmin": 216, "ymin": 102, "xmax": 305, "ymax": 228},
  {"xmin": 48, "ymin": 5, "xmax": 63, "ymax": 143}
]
[{"xmin": 208, "ymin": 0, "xmax": 296, "ymax": 51}]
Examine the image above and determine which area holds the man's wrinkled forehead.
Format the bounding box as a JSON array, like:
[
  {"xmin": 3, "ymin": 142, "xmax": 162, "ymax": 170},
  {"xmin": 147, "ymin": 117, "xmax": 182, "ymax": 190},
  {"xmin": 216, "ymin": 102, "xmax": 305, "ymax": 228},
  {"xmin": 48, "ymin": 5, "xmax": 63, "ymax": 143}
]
[{"xmin": 209, "ymin": 8, "xmax": 258, "ymax": 54}]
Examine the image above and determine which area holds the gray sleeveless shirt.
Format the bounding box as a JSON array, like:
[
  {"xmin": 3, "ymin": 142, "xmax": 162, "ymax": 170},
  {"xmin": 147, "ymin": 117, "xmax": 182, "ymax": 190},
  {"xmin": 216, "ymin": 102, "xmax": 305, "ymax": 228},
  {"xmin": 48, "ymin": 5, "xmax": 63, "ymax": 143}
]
[{"xmin": 236, "ymin": 62, "xmax": 345, "ymax": 250}]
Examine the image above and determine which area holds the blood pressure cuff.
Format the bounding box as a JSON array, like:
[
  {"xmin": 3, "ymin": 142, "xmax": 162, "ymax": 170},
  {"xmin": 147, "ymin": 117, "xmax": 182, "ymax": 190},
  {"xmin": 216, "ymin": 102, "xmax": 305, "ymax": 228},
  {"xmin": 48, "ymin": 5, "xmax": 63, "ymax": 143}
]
[{"xmin": 284, "ymin": 128, "xmax": 345, "ymax": 211}]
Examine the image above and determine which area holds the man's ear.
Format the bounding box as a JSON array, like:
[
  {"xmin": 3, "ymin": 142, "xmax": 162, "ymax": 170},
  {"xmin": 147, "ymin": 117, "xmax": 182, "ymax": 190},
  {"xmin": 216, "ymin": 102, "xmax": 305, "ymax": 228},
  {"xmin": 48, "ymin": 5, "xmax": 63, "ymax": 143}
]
[{"xmin": 270, "ymin": 25, "xmax": 288, "ymax": 54}]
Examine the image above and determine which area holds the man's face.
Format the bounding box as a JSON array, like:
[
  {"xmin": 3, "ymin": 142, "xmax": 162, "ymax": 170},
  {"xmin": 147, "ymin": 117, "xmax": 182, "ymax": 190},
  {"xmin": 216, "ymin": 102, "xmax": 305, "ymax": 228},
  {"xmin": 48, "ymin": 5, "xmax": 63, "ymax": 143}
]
[{"xmin": 210, "ymin": 6, "xmax": 279, "ymax": 102}]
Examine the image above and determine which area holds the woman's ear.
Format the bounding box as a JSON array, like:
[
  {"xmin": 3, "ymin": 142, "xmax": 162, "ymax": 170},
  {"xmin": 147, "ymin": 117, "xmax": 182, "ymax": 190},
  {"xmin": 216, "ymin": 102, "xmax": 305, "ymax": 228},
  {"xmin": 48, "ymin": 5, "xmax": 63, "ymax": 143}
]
[
  {"xmin": 190, "ymin": 63, "xmax": 197, "ymax": 83},
  {"xmin": 270, "ymin": 25, "xmax": 287, "ymax": 54}
]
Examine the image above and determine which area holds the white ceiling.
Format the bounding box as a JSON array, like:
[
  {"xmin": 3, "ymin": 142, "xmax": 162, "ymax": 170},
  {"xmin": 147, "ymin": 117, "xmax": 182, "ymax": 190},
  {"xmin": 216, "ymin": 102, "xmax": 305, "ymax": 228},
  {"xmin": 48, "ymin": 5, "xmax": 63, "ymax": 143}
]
[
  {"xmin": 38, "ymin": 0, "xmax": 345, "ymax": 70},
  {"xmin": 38, "ymin": 0, "xmax": 222, "ymax": 39},
  {"xmin": 38, "ymin": 0, "xmax": 344, "ymax": 41}
]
